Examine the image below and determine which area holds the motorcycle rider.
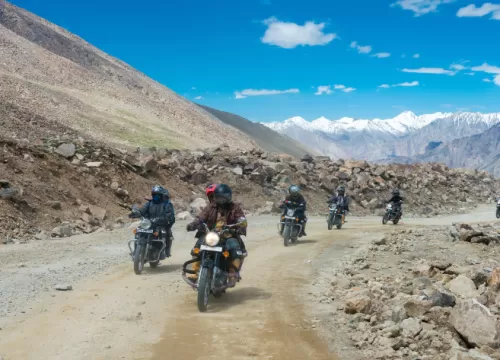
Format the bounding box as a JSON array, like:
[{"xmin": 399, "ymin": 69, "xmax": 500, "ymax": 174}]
[
  {"xmin": 327, "ymin": 185, "xmax": 350, "ymax": 224},
  {"xmin": 186, "ymin": 184, "xmax": 248, "ymax": 284},
  {"xmin": 193, "ymin": 183, "xmax": 217, "ymax": 240},
  {"xmin": 129, "ymin": 185, "xmax": 175, "ymax": 258},
  {"xmin": 387, "ymin": 188, "xmax": 404, "ymax": 215},
  {"xmin": 280, "ymin": 185, "xmax": 307, "ymax": 236}
]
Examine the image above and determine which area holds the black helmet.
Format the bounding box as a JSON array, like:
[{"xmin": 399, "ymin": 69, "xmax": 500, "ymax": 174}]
[
  {"xmin": 213, "ymin": 184, "xmax": 232, "ymax": 205},
  {"xmin": 393, "ymin": 188, "xmax": 400, "ymax": 195},
  {"xmin": 289, "ymin": 185, "xmax": 300, "ymax": 194},
  {"xmin": 337, "ymin": 185, "xmax": 345, "ymax": 195},
  {"xmin": 151, "ymin": 185, "xmax": 166, "ymax": 203}
]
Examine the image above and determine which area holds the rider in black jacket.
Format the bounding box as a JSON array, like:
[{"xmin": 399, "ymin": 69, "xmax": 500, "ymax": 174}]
[
  {"xmin": 327, "ymin": 185, "xmax": 350, "ymax": 223},
  {"xmin": 280, "ymin": 185, "xmax": 307, "ymax": 236},
  {"xmin": 129, "ymin": 185, "xmax": 175, "ymax": 258},
  {"xmin": 387, "ymin": 189, "xmax": 404, "ymax": 214}
]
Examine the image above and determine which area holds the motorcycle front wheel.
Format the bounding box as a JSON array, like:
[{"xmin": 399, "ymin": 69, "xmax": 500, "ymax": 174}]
[
  {"xmin": 283, "ymin": 225, "xmax": 291, "ymax": 247},
  {"xmin": 197, "ymin": 268, "xmax": 212, "ymax": 312},
  {"xmin": 496, "ymin": 209, "xmax": 500, "ymax": 219},
  {"xmin": 382, "ymin": 214, "xmax": 389, "ymax": 225},
  {"xmin": 327, "ymin": 214, "xmax": 333, "ymax": 230},
  {"xmin": 133, "ymin": 244, "xmax": 145, "ymax": 275}
]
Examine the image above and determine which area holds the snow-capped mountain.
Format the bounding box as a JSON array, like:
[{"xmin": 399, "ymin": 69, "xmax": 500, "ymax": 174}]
[
  {"xmin": 266, "ymin": 111, "xmax": 452, "ymax": 137},
  {"xmin": 263, "ymin": 111, "xmax": 500, "ymax": 162}
]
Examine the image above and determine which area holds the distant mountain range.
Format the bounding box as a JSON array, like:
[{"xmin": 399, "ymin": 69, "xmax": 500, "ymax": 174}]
[{"xmin": 264, "ymin": 111, "xmax": 500, "ymax": 176}]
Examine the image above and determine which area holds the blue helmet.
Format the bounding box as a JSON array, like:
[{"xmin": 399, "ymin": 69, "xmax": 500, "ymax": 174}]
[{"xmin": 289, "ymin": 185, "xmax": 300, "ymax": 194}]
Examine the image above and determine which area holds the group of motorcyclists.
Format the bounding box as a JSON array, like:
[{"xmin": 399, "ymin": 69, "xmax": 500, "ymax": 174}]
[{"xmin": 128, "ymin": 182, "xmax": 408, "ymax": 283}]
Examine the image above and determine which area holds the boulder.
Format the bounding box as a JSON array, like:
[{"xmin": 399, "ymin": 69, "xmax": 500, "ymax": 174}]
[
  {"xmin": 345, "ymin": 293, "xmax": 373, "ymax": 314},
  {"xmin": 136, "ymin": 155, "xmax": 158, "ymax": 172},
  {"xmin": 47, "ymin": 201, "xmax": 62, "ymax": 210},
  {"xmin": 447, "ymin": 275, "xmax": 480, "ymax": 298},
  {"xmin": 404, "ymin": 298, "xmax": 433, "ymax": 317},
  {"xmin": 232, "ymin": 167, "xmax": 243, "ymax": 176},
  {"xmin": 450, "ymin": 299, "xmax": 500, "ymax": 348},
  {"xmin": 191, "ymin": 172, "xmax": 208, "ymax": 185},
  {"xmin": 301, "ymin": 154, "xmax": 314, "ymax": 163},
  {"xmin": 430, "ymin": 290, "xmax": 456, "ymax": 308},
  {"xmin": 189, "ymin": 198, "xmax": 207, "ymax": 215},
  {"xmin": 400, "ymin": 318, "xmax": 422, "ymax": 337},
  {"xmin": 55, "ymin": 143, "xmax": 76, "ymax": 158},
  {"xmin": 89, "ymin": 205, "xmax": 107, "ymax": 221},
  {"xmin": 488, "ymin": 268, "xmax": 500, "ymax": 290},
  {"xmin": 85, "ymin": 161, "xmax": 103, "ymax": 168},
  {"xmin": 460, "ymin": 230, "xmax": 484, "ymax": 242},
  {"xmin": 176, "ymin": 211, "xmax": 194, "ymax": 221}
]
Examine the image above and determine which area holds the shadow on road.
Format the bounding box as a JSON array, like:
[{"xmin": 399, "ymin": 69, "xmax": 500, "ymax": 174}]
[
  {"xmin": 145, "ymin": 262, "xmax": 183, "ymax": 274},
  {"xmin": 208, "ymin": 286, "xmax": 273, "ymax": 312},
  {"xmin": 296, "ymin": 239, "xmax": 318, "ymax": 245}
]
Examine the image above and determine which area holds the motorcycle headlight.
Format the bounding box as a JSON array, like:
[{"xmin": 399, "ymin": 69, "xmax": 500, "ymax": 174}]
[
  {"xmin": 205, "ymin": 232, "xmax": 220, "ymax": 247},
  {"xmin": 387, "ymin": 204, "xmax": 392, "ymax": 209},
  {"xmin": 286, "ymin": 209, "xmax": 295, "ymax": 216},
  {"xmin": 138, "ymin": 219, "xmax": 152, "ymax": 229}
]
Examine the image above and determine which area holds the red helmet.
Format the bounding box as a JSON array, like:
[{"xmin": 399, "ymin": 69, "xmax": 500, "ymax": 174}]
[{"xmin": 206, "ymin": 184, "xmax": 217, "ymax": 198}]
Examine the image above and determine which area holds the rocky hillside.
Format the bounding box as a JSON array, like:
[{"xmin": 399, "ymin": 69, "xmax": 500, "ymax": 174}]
[
  {"xmin": 196, "ymin": 104, "xmax": 317, "ymax": 158},
  {"xmin": 416, "ymin": 123, "xmax": 500, "ymax": 177},
  {"xmin": 1, "ymin": 133, "xmax": 499, "ymax": 242},
  {"xmin": 0, "ymin": 0, "xmax": 256, "ymax": 150}
]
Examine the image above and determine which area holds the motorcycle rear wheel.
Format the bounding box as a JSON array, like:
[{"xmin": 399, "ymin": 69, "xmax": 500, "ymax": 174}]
[{"xmin": 197, "ymin": 268, "xmax": 212, "ymax": 312}]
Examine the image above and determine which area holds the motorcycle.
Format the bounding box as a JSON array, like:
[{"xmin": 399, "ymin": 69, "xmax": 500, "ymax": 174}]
[
  {"xmin": 128, "ymin": 205, "xmax": 170, "ymax": 275},
  {"xmin": 382, "ymin": 202, "xmax": 402, "ymax": 225},
  {"xmin": 182, "ymin": 223, "xmax": 243, "ymax": 312},
  {"xmin": 279, "ymin": 200, "xmax": 305, "ymax": 247},
  {"xmin": 496, "ymin": 198, "xmax": 500, "ymax": 219},
  {"xmin": 327, "ymin": 204, "xmax": 344, "ymax": 230}
]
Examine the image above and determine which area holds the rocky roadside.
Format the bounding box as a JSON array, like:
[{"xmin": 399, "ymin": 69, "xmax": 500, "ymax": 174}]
[
  {"xmin": 1, "ymin": 135, "xmax": 499, "ymax": 242},
  {"xmin": 307, "ymin": 221, "xmax": 500, "ymax": 360}
]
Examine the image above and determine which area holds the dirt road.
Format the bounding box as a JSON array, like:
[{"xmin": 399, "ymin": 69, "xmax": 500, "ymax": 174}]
[{"xmin": 0, "ymin": 206, "xmax": 495, "ymax": 360}]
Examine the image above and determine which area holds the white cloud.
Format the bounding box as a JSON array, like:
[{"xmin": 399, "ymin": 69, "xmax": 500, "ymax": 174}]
[
  {"xmin": 315, "ymin": 86, "xmax": 333, "ymax": 95},
  {"xmin": 392, "ymin": 0, "xmax": 455, "ymax": 16},
  {"xmin": 350, "ymin": 41, "xmax": 372, "ymax": 54},
  {"xmin": 379, "ymin": 81, "xmax": 420, "ymax": 88},
  {"xmin": 194, "ymin": 96, "xmax": 204, "ymax": 100},
  {"xmin": 465, "ymin": 72, "xmax": 475, "ymax": 76},
  {"xmin": 495, "ymin": 75, "xmax": 500, "ymax": 86},
  {"xmin": 413, "ymin": 53, "xmax": 421, "ymax": 58},
  {"xmin": 234, "ymin": 88, "xmax": 300, "ymax": 99},
  {"xmin": 483, "ymin": 78, "xmax": 493, "ymax": 82},
  {"xmin": 261, "ymin": 17, "xmax": 337, "ymax": 49},
  {"xmin": 402, "ymin": 67, "xmax": 455, "ymax": 75},
  {"xmin": 471, "ymin": 63, "xmax": 500, "ymax": 74},
  {"xmin": 372, "ymin": 52, "xmax": 391, "ymax": 58},
  {"xmin": 457, "ymin": 3, "xmax": 500, "ymax": 19},
  {"xmin": 192, "ymin": 87, "xmax": 197, "ymax": 90},
  {"xmin": 450, "ymin": 64, "xmax": 466, "ymax": 71},
  {"xmin": 333, "ymin": 84, "xmax": 356, "ymax": 92}
]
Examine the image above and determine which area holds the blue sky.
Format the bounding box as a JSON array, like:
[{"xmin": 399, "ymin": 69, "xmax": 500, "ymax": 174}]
[{"xmin": 10, "ymin": 0, "xmax": 500, "ymax": 121}]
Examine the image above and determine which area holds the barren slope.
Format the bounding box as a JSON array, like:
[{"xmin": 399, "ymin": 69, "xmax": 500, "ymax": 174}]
[
  {"xmin": 0, "ymin": 0, "xmax": 256, "ymax": 149},
  {"xmin": 197, "ymin": 104, "xmax": 317, "ymax": 158}
]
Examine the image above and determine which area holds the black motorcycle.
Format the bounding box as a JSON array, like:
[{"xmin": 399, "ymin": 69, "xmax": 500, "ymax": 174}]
[
  {"xmin": 279, "ymin": 200, "xmax": 305, "ymax": 247},
  {"xmin": 128, "ymin": 205, "xmax": 171, "ymax": 275},
  {"xmin": 382, "ymin": 202, "xmax": 402, "ymax": 225},
  {"xmin": 496, "ymin": 198, "xmax": 500, "ymax": 219},
  {"xmin": 182, "ymin": 223, "xmax": 243, "ymax": 312},
  {"xmin": 327, "ymin": 204, "xmax": 344, "ymax": 230}
]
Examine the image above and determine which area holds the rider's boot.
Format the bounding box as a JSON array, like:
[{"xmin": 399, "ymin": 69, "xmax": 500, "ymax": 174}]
[
  {"xmin": 229, "ymin": 258, "xmax": 242, "ymax": 287},
  {"xmin": 300, "ymin": 222, "xmax": 307, "ymax": 237},
  {"xmin": 188, "ymin": 258, "xmax": 201, "ymax": 282}
]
